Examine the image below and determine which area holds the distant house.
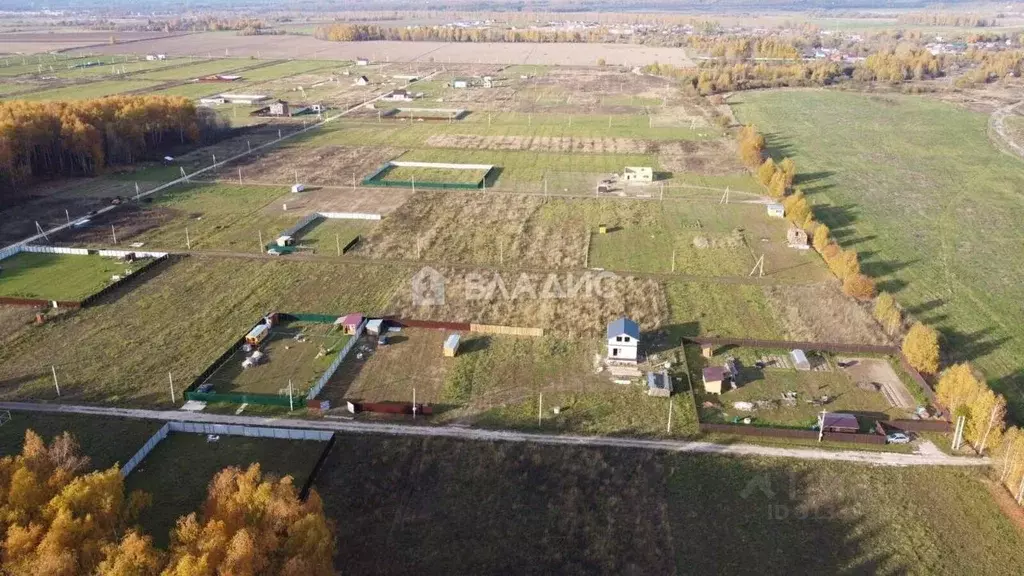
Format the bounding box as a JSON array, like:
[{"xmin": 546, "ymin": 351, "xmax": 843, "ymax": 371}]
[
  {"xmin": 356, "ymin": 58, "xmax": 370, "ymax": 66},
  {"xmin": 787, "ymin": 227, "xmax": 809, "ymax": 249},
  {"xmin": 646, "ymin": 371, "xmax": 672, "ymax": 397},
  {"xmin": 702, "ymin": 366, "xmax": 729, "ymax": 395},
  {"xmin": 219, "ymin": 94, "xmax": 271, "ymax": 105},
  {"xmin": 482, "ymin": 76, "xmax": 494, "ymax": 88},
  {"xmin": 606, "ymin": 317, "xmax": 640, "ymax": 363},
  {"xmin": 199, "ymin": 96, "xmax": 226, "ymax": 106},
  {"xmin": 145, "ymin": 54, "xmax": 166, "ymax": 61},
  {"xmin": 622, "ymin": 166, "xmax": 653, "ymax": 184},
  {"xmin": 336, "ymin": 313, "xmax": 364, "ymax": 335},
  {"xmin": 791, "ymin": 349, "xmax": 811, "ymax": 371},
  {"xmin": 269, "ymin": 100, "xmax": 290, "ymax": 117},
  {"xmin": 443, "ymin": 334, "xmax": 461, "ymax": 357},
  {"xmin": 767, "ymin": 203, "xmax": 785, "ymax": 218},
  {"xmin": 355, "ymin": 76, "xmax": 370, "ymax": 86},
  {"xmin": 820, "ymin": 412, "xmax": 859, "ymax": 434},
  {"xmin": 452, "ymin": 79, "xmax": 469, "ymax": 89},
  {"xmin": 388, "ymin": 89, "xmax": 414, "ymax": 102}
]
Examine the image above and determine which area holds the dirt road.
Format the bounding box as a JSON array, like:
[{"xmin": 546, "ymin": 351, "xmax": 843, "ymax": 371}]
[
  {"xmin": 0, "ymin": 401, "xmax": 987, "ymax": 467},
  {"xmin": 989, "ymin": 100, "xmax": 1024, "ymax": 159}
]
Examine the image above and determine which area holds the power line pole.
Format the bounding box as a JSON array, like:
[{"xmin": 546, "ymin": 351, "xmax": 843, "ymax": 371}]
[
  {"xmin": 168, "ymin": 372, "xmax": 176, "ymax": 403},
  {"xmin": 288, "ymin": 379, "xmax": 294, "ymax": 411},
  {"xmin": 667, "ymin": 399, "xmax": 673, "ymax": 433},
  {"xmin": 51, "ymin": 366, "xmax": 60, "ymax": 397},
  {"xmin": 538, "ymin": 393, "xmax": 543, "ymax": 427}
]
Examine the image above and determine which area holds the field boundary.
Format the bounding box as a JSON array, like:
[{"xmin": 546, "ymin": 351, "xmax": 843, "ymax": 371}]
[
  {"xmin": 307, "ymin": 318, "xmax": 365, "ymax": 401},
  {"xmin": 120, "ymin": 421, "xmax": 171, "ymax": 477},
  {"xmin": 266, "ymin": 212, "xmax": 382, "ymax": 255},
  {"xmin": 363, "ymin": 160, "xmax": 495, "ymax": 190}
]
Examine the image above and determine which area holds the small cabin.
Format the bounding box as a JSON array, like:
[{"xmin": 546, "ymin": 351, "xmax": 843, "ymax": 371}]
[
  {"xmin": 269, "ymin": 100, "xmax": 290, "ymax": 117},
  {"xmin": 356, "ymin": 58, "xmax": 370, "ymax": 66},
  {"xmin": 245, "ymin": 323, "xmax": 269, "ymax": 347},
  {"xmin": 275, "ymin": 235, "xmax": 294, "ymax": 248},
  {"xmin": 787, "ymin": 227, "xmax": 809, "ymax": 249},
  {"xmin": 606, "ymin": 317, "xmax": 640, "ymax": 363},
  {"xmin": 622, "ymin": 166, "xmax": 653, "ymax": 184},
  {"xmin": 291, "ymin": 183, "xmax": 305, "ymax": 194},
  {"xmin": 821, "ymin": 412, "xmax": 859, "ymax": 434},
  {"xmin": 767, "ymin": 203, "xmax": 785, "ymax": 218},
  {"xmin": 336, "ymin": 313, "xmax": 364, "ymax": 335},
  {"xmin": 355, "ymin": 76, "xmax": 369, "ymax": 86},
  {"xmin": 702, "ymin": 366, "xmax": 729, "ymax": 395},
  {"xmin": 365, "ymin": 319, "xmax": 384, "ymax": 335}
]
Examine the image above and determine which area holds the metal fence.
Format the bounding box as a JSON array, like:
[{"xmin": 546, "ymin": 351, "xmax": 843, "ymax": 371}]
[
  {"xmin": 307, "ymin": 319, "xmax": 365, "ymax": 400},
  {"xmin": 319, "ymin": 212, "xmax": 382, "ymax": 220},
  {"xmin": 470, "ymin": 323, "xmax": 544, "ymax": 337},
  {"xmin": 685, "ymin": 336, "xmax": 896, "ymax": 355},
  {"xmin": 120, "ymin": 422, "xmax": 170, "ymax": 477},
  {"xmin": 168, "ymin": 421, "xmax": 334, "ymax": 441}
]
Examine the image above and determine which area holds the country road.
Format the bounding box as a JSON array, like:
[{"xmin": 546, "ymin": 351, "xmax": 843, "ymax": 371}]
[{"xmin": 0, "ymin": 401, "xmax": 988, "ymax": 468}]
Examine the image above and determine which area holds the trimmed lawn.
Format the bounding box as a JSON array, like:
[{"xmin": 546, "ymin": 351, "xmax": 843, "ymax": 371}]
[{"xmin": 0, "ymin": 252, "xmax": 128, "ymax": 301}]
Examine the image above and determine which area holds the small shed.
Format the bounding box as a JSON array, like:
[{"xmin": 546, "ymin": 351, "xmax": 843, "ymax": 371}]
[
  {"xmin": 701, "ymin": 343, "xmax": 714, "ymax": 358},
  {"xmin": 269, "ymin": 100, "xmax": 290, "ymax": 117},
  {"xmin": 453, "ymin": 79, "xmax": 469, "ymax": 89},
  {"xmin": 646, "ymin": 371, "xmax": 672, "ymax": 397},
  {"xmin": 291, "ymin": 183, "xmax": 305, "ymax": 193},
  {"xmin": 787, "ymin": 227, "xmax": 809, "ymax": 249},
  {"xmin": 245, "ymin": 323, "xmax": 269, "ymax": 347},
  {"xmin": 702, "ymin": 366, "xmax": 729, "ymax": 395},
  {"xmin": 355, "ymin": 76, "xmax": 369, "ymax": 86},
  {"xmin": 821, "ymin": 412, "xmax": 859, "ymax": 434},
  {"xmin": 622, "ymin": 166, "xmax": 653, "ymax": 183},
  {"xmin": 356, "ymin": 58, "xmax": 369, "ymax": 66},
  {"xmin": 791, "ymin": 349, "xmax": 811, "ymax": 371},
  {"xmin": 389, "ymin": 89, "xmax": 413, "ymax": 101},
  {"xmin": 336, "ymin": 313, "xmax": 364, "ymax": 335},
  {"xmin": 365, "ymin": 319, "xmax": 384, "ymax": 335},
  {"xmin": 443, "ymin": 334, "xmax": 461, "ymax": 357},
  {"xmin": 275, "ymin": 235, "xmax": 294, "ymax": 247},
  {"xmin": 767, "ymin": 203, "xmax": 785, "ymax": 218}
]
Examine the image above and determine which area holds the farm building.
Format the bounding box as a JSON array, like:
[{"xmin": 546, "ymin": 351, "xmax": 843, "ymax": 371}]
[
  {"xmin": 791, "ymin": 349, "xmax": 811, "ymax": 371},
  {"xmin": 452, "ymin": 79, "xmax": 469, "ymax": 89},
  {"xmin": 606, "ymin": 317, "xmax": 640, "ymax": 363},
  {"xmin": 290, "ymin": 184, "xmax": 304, "ymax": 193},
  {"xmin": 444, "ymin": 334, "xmax": 461, "ymax": 357},
  {"xmin": 269, "ymin": 100, "xmax": 290, "ymax": 117},
  {"xmin": 387, "ymin": 89, "xmax": 414, "ymax": 102},
  {"xmin": 275, "ymin": 235, "xmax": 294, "ymax": 248},
  {"xmin": 393, "ymin": 74, "xmax": 419, "ymax": 81},
  {"xmin": 701, "ymin": 343, "xmax": 715, "ymax": 358},
  {"xmin": 355, "ymin": 76, "xmax": 369, "ymax": 86},
  {"xmin": 145, "ymin": 54, "xmax": 167, "ymax": 61},
  {"xmin": 787, "ymin": 227, "xmax": 810, "ymax": 249},
  {"xmin": 646, "ymin": 371, "xmax": 672, "ymax": 397},
  {"xmin": 622, "ymin": 166, "xmax": 653, "ymax": 184},
  {"xmin": 356, "ymin": 58, "xmax": 370, "ymax": 66},
  {"xmin": 820, "ymin": 412, "xmax": 859, "ymax": 434},
  {"xmin": 336, "ymin": 313, "xmax": 364, "ymax": 335},
  {"xmin": 218, "ymin": 94, "xmax": 271, "ymax": 105},
  {"xmin": 365, "ymin": 319, "xmax": 384, "ymax": 335},
  {"xmin": 767, "ymin": 203, "xmax": 785, "ymax": 218},
  {"xmin": 702, "ymin": 366, "xmax": 729, "ymax": 395}
]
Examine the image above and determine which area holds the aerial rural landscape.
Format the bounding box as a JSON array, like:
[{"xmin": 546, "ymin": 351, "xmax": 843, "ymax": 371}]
[{"xmin": 1, "ymin": 0, "xmax": 1024, "ymax": 573}]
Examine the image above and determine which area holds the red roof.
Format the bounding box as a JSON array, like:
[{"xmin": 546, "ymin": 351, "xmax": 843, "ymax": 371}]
[{"xmin": 338, "ymin": 313, "xmax": 364, "ymax": 326}]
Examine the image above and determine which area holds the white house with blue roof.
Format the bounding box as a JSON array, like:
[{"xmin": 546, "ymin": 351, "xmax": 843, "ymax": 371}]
[{"xmin": 606, "ymin": 317, "xmax": 640, "ymax": 363}]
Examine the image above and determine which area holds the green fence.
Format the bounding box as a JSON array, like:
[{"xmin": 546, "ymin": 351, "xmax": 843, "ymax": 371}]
[
  {"xmin": 362, "ymin": 164, "xmax": 492, "ymax": 190},
  {"xmin": 287, "ymin": 313, "xmax": 339, "ymax": 324}
]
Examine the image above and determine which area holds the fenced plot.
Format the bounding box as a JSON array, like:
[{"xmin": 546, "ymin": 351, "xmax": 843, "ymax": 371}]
[
  {"xmin": 202, "ymin": 320, "xmax": 350, "ymax": 397},
  {"xmin": 123, "ymin": 432, "xmax": 325, "ymax": 547},
  {"xmin": 364, "ymin": 161, "xmax": 496, "ymax": 190},
  {"xmin": 0, "ymin": 251, "xmax": 141, "ymax": 301}
]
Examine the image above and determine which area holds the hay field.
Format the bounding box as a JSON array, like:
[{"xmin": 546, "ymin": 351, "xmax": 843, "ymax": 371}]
[{"xmin": 734, "ymin": 89, "xmax": 1024, "ymax": 415}]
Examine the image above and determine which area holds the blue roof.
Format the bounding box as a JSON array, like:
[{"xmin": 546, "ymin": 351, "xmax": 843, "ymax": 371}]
[{"xmin": 607, "ymin": 317, "xmax": 640, "ymax": 339}]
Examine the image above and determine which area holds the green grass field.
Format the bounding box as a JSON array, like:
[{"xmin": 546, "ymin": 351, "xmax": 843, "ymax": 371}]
[
  {"xmin": 17, "ymin": 80, "xmax": 161, "ymax": 101},
  {"xmin": 0, "ymin": 257, "xmax": 401, "ymax": 406},
  {"xmin": 133, "ymin": 59, "xmax": 244, "ymax": 81},
  {"xmin": 315, "ymin": 434, "xmax": 1024, "ymax": 574},
  {"xmin": 0, "ymin": 252, "xmax": 130, "ymax": 301},
  {"xmin": 124, "ymin": 432, "xmax": 325, "ymax": 546},
  {"xmin": 0, "ymin": 412, "xmax": 162, "ymax": 471},
  {"xmin": 236, "ymin": 60, "xmax": 333, "ymax": 82},
  {"xmin": 665, "ymin": 280, "xmax": 785, "ymax": 340},
  {"xmin": 378, "ymin": 165, "xmax": 489, "ymax": 185},
  {"xmin": 734, "ymin": 89, "xmax": 1024, "ymax": 417}
]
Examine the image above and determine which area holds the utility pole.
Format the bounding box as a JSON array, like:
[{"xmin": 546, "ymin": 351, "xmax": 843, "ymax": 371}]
[
  {"xmin": 238, "ymin": 168, "xmax": 243, "ymax": 184},
  {"xmin": 413, "ymin": 387, "xmax": 417, "ymax": 420},
  {"xmin": 258, "ymin": 230, "xmax": 264, "ymax": 253},
  {"xmin": 538, "ymin": 393, "xmax": 543, "ymax": 427},
  {"xmin": 65, "ymin": 209, "xmax": 70, "ymax": 225},
  {"xmin": 671, "ymin": 248, "xmax": 676, "ymax": 273},
  {"xmin": 168, "ymin": 372, "xmax": 175, "ymax": 403},
  {"xmin": 52, "ymin": 366, "xmax": 60, "ymax": 397},
  {"xmin": 185, "ymin": 227, "xmax": 191, "ymax": 250},
  {"xmin": 111, "ymin": 225, "xmax": 117, "ymax": 245},
  {"xmin": 667, "ymin": 399, "xmax": 673, "ymax": 433},
  {"xmin": 135, "ymin": 181, "xmax": 140, "ymax": 200},
  {"xmin": 336, "ymin": 234, "xmax": 341, "ymax": 256},
  {"xmin": 288, "ymin": 379, "xmax": 294, "ymax": 411}
]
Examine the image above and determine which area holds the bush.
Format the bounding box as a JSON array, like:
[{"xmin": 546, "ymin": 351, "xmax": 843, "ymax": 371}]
[{"xmin": 843, "ymin": 273, "xmax": 877, "ymax": 300}]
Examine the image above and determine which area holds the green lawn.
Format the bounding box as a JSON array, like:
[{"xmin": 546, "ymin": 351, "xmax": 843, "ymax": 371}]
[
  {"xmin": 0, "ymin": 412, "xmax": 162, "ymax": 471},
  {"xmin": 236, "ymin": 60, "xmax": 333, "ymax": 82},
  {"xmin": 379, "ymin": 165, "xmax": 489, "ymax": 185},
  {"xmin": 315, "ymin": 434, "xmax": 1024, "ymax": 574},
  {"xmin": 665, "ymin": 280, "xmax": 785, "ymax": 340},
  {"xmin": 0, "ymin": 252, "xmax": 129, "ymax": 301},
  {"xmin": 133, "ymin": 59, "xmax": 245, "ymax": 81},
  {"xmin": 734, "ymin": 89, "xmax": 1024, "ymax": 417},
  {"xmin": 124, "ymin": 432, "xmax": 325, "ymax": 547},
  {"xmin": 17, "ymin": 80, "xmax": 161, "ymax": 101}
]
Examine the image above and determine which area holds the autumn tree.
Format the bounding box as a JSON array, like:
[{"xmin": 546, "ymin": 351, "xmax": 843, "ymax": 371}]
[
  {"xmin": 737, "ymin": 125, "xmax": 765, "ymax": 169},
  {"xmin": 782, "ymin": 190, "xmax": 811, "ymax": 225},
  {"xmin": 843, "ymin": 273, "xmax": 877, "ymax": 301},
  {"xmin": 163, "ymin": 464, "xmax": 334, "ymax": 576},
  {"xmin": 757, "ymin": 158, "xmax": 777, "ymax": 187},
  {"xmin": 826, "ymin": 248, "xmax": 860, "ymax": 281},
  {"xmin": 767, "ymin": 170, "xmax": 787, "ymax": 200},
  {"xmin": 873, "ymin": 292, "xmax": 902, "ymax": 336},
  {"xmin": 968, "ymin": 388, "xmax": 1007, "ymax": 454},
  {"xmin": 902, "ymin": 322, "xmax": 940, "ymax": 375},
  {"xmin": 812, "ymin": 223, "xmax": 830, "ymax": 252},
  {"xmin": 0, "ymin": 431, "xmax": 153, "ymax": 576},
  {"xmin": 97, "ymin": 531, "xmax": 165, "ymax": 576},
  {"xmin": 778, "ymin": 157, "xmax": 797, "ymax": 189}
]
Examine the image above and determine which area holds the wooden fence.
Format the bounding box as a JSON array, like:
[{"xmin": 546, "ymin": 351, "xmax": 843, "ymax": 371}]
[
  {"xmin": 470, "ymin": 323, "xmax": 544, "ymax": 337},
  {"xmin": 385, "ymin": 317, "xmax": 543, "ymax": 337}
]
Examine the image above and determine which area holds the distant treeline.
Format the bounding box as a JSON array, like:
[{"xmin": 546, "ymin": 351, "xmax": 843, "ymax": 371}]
[
  {"xmin": 0, "ymin": 96, "xmax": 204, "ymax": 195},
  {"xmin": 643, "ymin": 61, "xmax": 850, "ymax": 95},
  {"xmin": 896, "ymin": 13, "xmax": 998, "ymax": 28},
  {"xmin": 314, "ymin": 23, "xmax": 614, "ymax": 43}
]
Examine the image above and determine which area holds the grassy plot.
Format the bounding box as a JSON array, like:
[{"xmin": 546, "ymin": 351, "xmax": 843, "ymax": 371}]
[
  {"xmin": 316, "ymin": 435, "xmax": 1024, "ymax": 575},
  {"xmin": 235, "ymin": 60, "xmax": 334, "ymax": 82},
  {"xmin": 377, "ymin": 165, "xmax": 488, "ymax": 185},
  {"xmin": 396, "ymin": 148, "xmax": 657, "ymax": 182},
  {"xmin": 0, "ymin": 412, "xmax": 161, "ymax": 471},
  {"xmin": 133, "ymin": 59, "xmax": 244, "ymax": 81},
  {"xmin": 18, "ymin": 80, "xmax": 162, "ymax": 100},
  {"xmin": 204, "ymin": 321, "xmax": 349, "ymax": 396},
  {"xmin": 0, "ymin": 257, "xmax": 401, "ymax": 406},
  {"xmin": 665, "ymin": 280, "xmax": 785, "ymax": 340},
  {"xmin": 734, "ymin": 90, "xmax": 1024, "ymax": 416},
  {"xmin": 124, "ymin": 433, "xmax": 324, "ymax": 547},
  {"xmin": 0, "ymin": 252, "xmax": 131, "ymax": 301}
]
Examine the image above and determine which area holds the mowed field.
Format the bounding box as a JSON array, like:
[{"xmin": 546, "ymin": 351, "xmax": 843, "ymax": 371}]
[
  {"xmin": 734, "ymin": 90, "xmax": 1024, "ymax": 416},
  {"xmin": 315, "ymin": 434, "xmax": 1024, "ymax": 575},
  {"xmin": 0, "ymin": 252, "xmax": 130, "ymax": 301}
]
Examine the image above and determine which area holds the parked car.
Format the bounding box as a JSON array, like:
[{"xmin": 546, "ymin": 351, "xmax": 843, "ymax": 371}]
[{"xmin": 886, "ymin": 432, "xmax": 911, "ymax": 445}]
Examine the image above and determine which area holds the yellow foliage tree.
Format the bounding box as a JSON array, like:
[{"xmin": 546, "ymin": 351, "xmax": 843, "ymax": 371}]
[
  {"xmin": 872, "ymin": 292, "xmax": 902, "ymax": 335},
  {"xmin": 902, "ymin": 322, "xmax": 940, "ymax": 375},
  {"xmin": 778, "ymin": 157, "xmax": 797, "ymax": 188},
  {"xmin": 97, "ymin": 531, "xmax": 164, "ymax": 576},
  {"xmin": 843, "ymin": 273, "xmax": 877, "ymax": 301},
  {"xmin": 812, "ymin": 223, "xmax": 830, "ymax": 252},
  {"xmin": 967, "ymin": 388, "xmax": 1007, "ymax": 454},
  {"xmin": 757, "ymin": 158, "xmax": 777, "ymax": 187},
  {"xmin": 767, "ymin": 170, "xmax": 787, "ymax": 200},
  {"xmin": 827, "ymin": 249, "xmax": 860, "ymax": 281},
  {"xmin": 737, "ymin": 125, "xmax": 765, "ymax": 169},
  {"xmin": 936, "ymin": 363, "xmax": 982, "ymax": 413},
  {"xmin": 163, "ymin": 464, "xmax": 334, "ymax": 576}
]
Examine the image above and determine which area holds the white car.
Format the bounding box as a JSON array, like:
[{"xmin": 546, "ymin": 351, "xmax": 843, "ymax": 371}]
[{"xmin": 886, "ymin": 432, "xmax": 911, "ymax": 445}]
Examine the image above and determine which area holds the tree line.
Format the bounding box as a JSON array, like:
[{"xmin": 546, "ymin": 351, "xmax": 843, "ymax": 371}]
[
  {"xmin": 314, "ymin": 23, "xmax": 615, "ymax": 44},
  {"xmin": 0, "ymin": 429, "xmax": 334, "ymax": 576},
  {"xmin": 741, "ymin": 123, "xmax": 1024, "ymax": 506},
  {"xmin": 0, "ymin": 96, "xmax": 205, "ymax": 198},
  {"xmin": 896, "ymin": 13, "xmax": 998, "ymax": 28}
]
